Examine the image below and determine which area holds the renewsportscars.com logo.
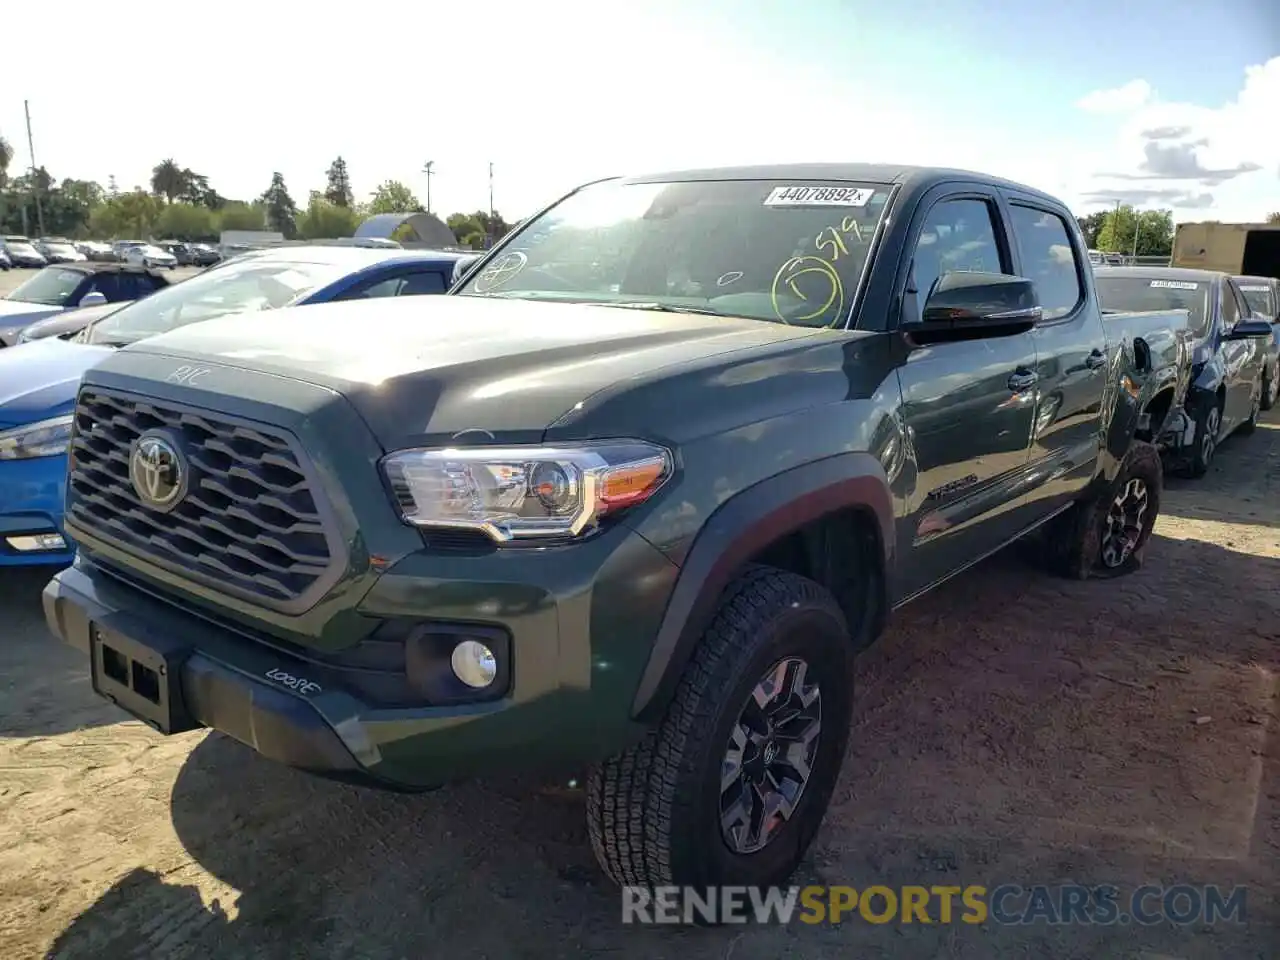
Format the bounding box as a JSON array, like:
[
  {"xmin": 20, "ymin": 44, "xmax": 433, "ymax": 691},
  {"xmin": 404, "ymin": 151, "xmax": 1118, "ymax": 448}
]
[{"xmin": 621, "ymin": 884, "xmax": 1249, "ymax": 926}]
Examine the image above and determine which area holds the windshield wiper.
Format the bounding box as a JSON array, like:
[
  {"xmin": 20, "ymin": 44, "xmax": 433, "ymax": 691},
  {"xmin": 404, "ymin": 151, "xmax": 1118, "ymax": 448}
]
[{"xmin": 595, "ymin": 302, "xmax": 725, "ymax": 316}]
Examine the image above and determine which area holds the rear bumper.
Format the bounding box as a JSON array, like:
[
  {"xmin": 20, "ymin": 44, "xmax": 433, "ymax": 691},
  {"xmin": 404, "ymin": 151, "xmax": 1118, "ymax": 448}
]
[{"xmin": 0, "ymin": 455, "xmax": 73, "ymax": 566}]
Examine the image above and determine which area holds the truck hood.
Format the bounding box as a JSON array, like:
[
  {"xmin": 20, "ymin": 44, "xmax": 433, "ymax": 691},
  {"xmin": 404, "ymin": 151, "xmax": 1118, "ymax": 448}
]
[
  {"xmin": 121, "ymin": 294, "xmax": 825, "ymax": 448},
  {"xmin": 0, "ymin": 338, "xmax": 115, "ymax": 427}
]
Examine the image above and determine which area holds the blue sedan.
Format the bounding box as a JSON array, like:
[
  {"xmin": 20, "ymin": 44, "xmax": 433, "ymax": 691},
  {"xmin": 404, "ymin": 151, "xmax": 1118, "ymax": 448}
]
[{"xmin": 0, "ymin": 244, "xmax": 474, "ymax": 566}]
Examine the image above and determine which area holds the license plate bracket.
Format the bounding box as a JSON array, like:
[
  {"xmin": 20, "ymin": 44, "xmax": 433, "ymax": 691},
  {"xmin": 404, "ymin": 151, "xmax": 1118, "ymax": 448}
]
[{"xmin": 89, "ymin": 623, "xmax": 198, "ymax": 734}]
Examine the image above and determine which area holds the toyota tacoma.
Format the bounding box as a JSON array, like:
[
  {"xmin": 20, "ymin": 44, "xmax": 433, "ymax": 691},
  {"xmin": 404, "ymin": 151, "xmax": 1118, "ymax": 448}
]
[{"xmin": 46, "ymin": 164, "xmax": 1188, "ymax": 892}]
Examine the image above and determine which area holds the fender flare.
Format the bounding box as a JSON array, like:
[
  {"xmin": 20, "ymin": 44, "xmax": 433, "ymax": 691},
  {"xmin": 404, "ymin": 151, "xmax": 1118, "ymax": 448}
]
[{"xmin": 630, "ymin": 452, "xmax": 895, "ymax": 721}]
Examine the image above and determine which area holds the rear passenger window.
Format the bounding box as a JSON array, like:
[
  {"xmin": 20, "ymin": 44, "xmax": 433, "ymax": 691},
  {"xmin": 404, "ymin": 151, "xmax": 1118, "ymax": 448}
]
[{"xmin": 1009, "ymin": 205, "xmax": 1083, "ymax": 320}]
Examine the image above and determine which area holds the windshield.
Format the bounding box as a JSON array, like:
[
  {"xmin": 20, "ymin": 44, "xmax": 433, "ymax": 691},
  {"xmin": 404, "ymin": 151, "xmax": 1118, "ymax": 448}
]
[
  {"xmin": 1095, "ymin": 276, "xmax": 1211, "ymax": 337},
  {"xmin": 5, "ymin": 241, "xmax": 38, "ymax": 255},
  {"xmin": 7, "ymin": 267, "xmax": 86, "ymax": 305},
  {"xmin": 86, "ymin": 256, "xmax": 354, "ymax": 346},
  {"xmin": 1236, "ymin": 282, "xmax": 1276, "ymax": 318},
  {"xmin": 455, "ymin": 178, "xmax": 893, "ymax": 327},
  {"xmin": 45, "ymin": 243, "xmax": 76, "ymax": 253}
]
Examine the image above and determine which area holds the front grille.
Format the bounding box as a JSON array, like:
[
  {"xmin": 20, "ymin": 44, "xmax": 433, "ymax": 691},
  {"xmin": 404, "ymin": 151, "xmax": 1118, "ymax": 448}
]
[{"xmin": 68, "ymin": 388, "xmax": 341, "ymax": 609}]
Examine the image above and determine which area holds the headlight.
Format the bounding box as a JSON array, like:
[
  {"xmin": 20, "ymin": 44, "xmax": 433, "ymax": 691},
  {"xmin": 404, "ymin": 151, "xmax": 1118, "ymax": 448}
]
[
  {"xmin": 381, "ymin": 441, "xmax": 672, "ymax": 542},
  {"xmin": 0, "ymin": 414, "xmax": 74, "ymax": 460}
]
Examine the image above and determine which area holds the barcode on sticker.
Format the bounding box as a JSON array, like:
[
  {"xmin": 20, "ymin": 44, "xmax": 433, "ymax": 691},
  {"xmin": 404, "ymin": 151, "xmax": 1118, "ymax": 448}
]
[
  {"xmin": 1149, "ymin": 280, "xmax": 1199, "ymax": 290},
  {"xmin": 763, "ymin": 185, "xmax": 875, "ymax": 207},
  {"xmin": 1238, "ymin": 285, "xmax": 1269, "ymax": 292}
]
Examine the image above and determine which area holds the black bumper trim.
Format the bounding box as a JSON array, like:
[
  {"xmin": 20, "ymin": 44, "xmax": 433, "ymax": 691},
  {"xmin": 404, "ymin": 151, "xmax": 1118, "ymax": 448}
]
[{"xmin": 43, "ymin": 566, "xmax": 389, "ymax": 785}]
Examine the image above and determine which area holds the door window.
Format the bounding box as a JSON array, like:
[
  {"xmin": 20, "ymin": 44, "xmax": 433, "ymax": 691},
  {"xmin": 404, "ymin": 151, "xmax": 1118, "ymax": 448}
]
[
  {"xmin": 1221, "ymin": 282, "xmax": 1239, "ymax": 332},
  {"xmin": 1008, "ymin": 205, "xmax": 1083, "ymax": 320},
  {"xmin": 910, "ymin": 199, "xmax": 1006, "ymax": 318}
]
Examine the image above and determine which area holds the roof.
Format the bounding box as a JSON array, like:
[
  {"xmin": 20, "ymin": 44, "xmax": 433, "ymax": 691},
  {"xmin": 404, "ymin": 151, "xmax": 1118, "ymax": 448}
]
[
  {"xmin": 354, "ymin": 212, "xmax": 457, "ymax": 246},
  {"xmin": 46, "ymin": 262, "xmax": 169, "ymax": 278},
  {"xmin": 1093, "ymin": 265, "xmax": 1226, "ymax": 283},
  {"xmin": 217, "ymin": 244, "xmax": 476, "ymax": 269},
  {"xmin": 615, "ymin": 163, "xmax": 1069, "ymax": 205}
]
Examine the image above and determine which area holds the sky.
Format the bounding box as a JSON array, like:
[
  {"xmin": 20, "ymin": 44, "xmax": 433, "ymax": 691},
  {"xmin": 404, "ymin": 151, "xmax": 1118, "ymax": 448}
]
[{"xmin": 2, "ymin": 0, "xmax": 1278, "ymax": 224}]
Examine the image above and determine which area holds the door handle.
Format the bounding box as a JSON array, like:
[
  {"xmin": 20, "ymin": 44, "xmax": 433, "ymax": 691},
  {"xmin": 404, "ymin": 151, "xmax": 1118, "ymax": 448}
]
[
  {"xmin": 1085, "ymin": 349, "xmax": 1106, "ymax": 369},
  {"xmin": 1008, "ymin": 370, "xmax": 1039, "ymax": 391}
]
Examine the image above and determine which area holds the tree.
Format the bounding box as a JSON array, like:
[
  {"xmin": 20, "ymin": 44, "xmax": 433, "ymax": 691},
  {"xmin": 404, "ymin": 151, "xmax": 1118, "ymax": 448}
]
[
  {"xmin": 177, "ymin": 170, "xmax": 224, "ymax": 210},
  {"xmin": 367, "ymin": 180, "xmax": 422, "ymax": 215},
  {"xmin": 324, "ymin": 156, "xmax": 354, "ymax": 208},
  {"xmin": 1076, "ymin": 211, "xmax": 1108, "ymax": 248},
  {"xmin": 89, "ymin": 190, "xmax": 164, "ymax": 239},
  {"xmin": 150, "ymin": 159, "xmax": 187, "ymax": 203},
  {"xmin": 297, "ymin": 193, "xmax": 361, "ymax": 239},
  {"xmin": 0, "ymin": 135, "xmax": 12, "ymax": 189},
  {"xmin": 1267, "ymin": 212, "xmax": 1280, "ymax": 225},
  {"xmin": 60, "ymin": 178, "xmax": 104, "ymax": 212},
  {"xmin": 216, "ymin": 201, "xmax": 266, "ymax": 232},
  {"xmin": 447, "ymin": 209, "xmax": 513, "ymax": 248},
  {"xmin": 259, "ymin": 172, "xmax": 298, "ymax": 237},
  {"xmin": 1095, "ymin": 205, "xmax": 1174, "ymax": 258},
  {"xmin": 156, "ymin": 202, "xmax": 216, "ymax": 240}
]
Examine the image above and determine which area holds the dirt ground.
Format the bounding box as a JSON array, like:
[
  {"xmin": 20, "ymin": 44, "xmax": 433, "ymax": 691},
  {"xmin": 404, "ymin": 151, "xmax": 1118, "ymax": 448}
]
[{"xmin": 1, "ymin": 412, "xmax": 1276, "ymax": 959}]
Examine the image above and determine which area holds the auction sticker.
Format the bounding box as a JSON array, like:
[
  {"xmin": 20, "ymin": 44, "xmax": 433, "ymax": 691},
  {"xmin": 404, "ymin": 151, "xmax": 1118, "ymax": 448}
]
[
  {"xmin": 1149, "ymin": 280, "xmax": 1199, "ymax": 290},
  {"xmin": 1238, "ymin": 285, "xmax": 1269, "ymax": 292},
  {"xmin": 763, "ymin": 185, "xmax": 875, "ymax": 207}
]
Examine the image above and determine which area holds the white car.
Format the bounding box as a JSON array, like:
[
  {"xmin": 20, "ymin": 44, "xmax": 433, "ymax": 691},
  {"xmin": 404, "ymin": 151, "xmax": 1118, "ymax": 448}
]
[{"xmin": 124, "ymin": 244, "xmax": 179, "ymax": 270}]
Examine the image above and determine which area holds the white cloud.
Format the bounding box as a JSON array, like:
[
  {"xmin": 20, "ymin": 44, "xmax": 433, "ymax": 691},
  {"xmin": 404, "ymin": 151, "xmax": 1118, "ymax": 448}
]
[
  {"xmin": 1074, "ymin": 58, "xmax": 1280, "ymax": 221},
  {"xmin": 1075, "ymin": 80, "xmax": 1152, "ymax": 115}
]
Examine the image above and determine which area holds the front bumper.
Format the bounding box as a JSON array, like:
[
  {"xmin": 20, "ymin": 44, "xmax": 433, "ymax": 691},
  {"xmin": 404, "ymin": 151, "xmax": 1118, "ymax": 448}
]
[
  {"xmin": 45, "ymin": 520, "xmax": 680, "ymax": 789},
  {"xmin": 0, "ymin": 454, "xmax": 74, "ymax": 566}
]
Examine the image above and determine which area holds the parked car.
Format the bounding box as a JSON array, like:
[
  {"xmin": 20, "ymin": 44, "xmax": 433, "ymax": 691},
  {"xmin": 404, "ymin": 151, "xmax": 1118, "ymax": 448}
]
[
  {"xmin": 0, "ymin": 264, "xmax": 171, "ymax": 346},
  {"xmin": 187, "ymin": 242, "xmax": 221, "ymax": 266},
  {"xmin": 0, "ymin": 245, "xmax": 470, "ymax": 566},
  {"xmin": 36, "ymin": 238, "xmax": 87, "ymax": 264},
  {"xmin": 16, "ymin": 301, "xmax": 130, "ymax": 344},
  {"xmin": 77, "ymin": 241, "xmax": 119, "ymax": 263},
  {"xmin": 0, "ymin": 248, "xmax": 10, "ymax": 271},
  {"xmin": 1095, "ymin": 266, "xmax": 1274, "ymax": 476},
  {"xmin": 1232, "ymin": 274, "xmax": 1280, "ymax": 410},
  {"xmin": 2, "ymin": 236, "xmax": 47, "ymax": 268},
  {"xmin": 123, "ymin": 243, "xmax": 179, "ymax": 270},
  {"xmin": 45, "ymin": 163, "xmax": 1190, "ymax": 893}
]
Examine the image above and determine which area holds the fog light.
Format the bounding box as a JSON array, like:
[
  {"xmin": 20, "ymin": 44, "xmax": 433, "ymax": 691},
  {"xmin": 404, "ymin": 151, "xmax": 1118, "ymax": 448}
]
[
  {"xmin": 7, "ymin": 533, "xmax": 67, "ymax": 552},
  {"xmin": 450, "ymin": 640, "xmax": 497, "ymax": 688}
]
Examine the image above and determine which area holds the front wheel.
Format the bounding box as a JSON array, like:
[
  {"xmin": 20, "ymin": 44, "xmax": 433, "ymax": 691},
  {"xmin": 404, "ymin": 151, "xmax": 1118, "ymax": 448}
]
[
  {"xmin": 1045, "ymin": 439, "xmax": 1163, "ymax": 580},
  {"xmin": 587, "ymin": 566, "xmax": 854, "ymax": 896}
]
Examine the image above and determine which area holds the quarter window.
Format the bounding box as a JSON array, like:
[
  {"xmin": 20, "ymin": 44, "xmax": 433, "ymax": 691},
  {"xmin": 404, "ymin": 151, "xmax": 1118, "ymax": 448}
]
[
  {"xmin": 1008, "ymin": 205, "xmax": 1083, "ymax": 321},
  {"xmin": 1221, "ymin": 282, "xmax": 1240, "ymax": 331}
]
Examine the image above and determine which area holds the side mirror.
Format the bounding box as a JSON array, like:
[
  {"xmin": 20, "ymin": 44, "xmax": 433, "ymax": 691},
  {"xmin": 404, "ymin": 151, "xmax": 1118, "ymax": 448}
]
[
  {"xmin": 1226, "ymin": 318, "xmax": 1274, "ymax": 340},
  {"xmin": 78, "ymin": 291, "xmax": 108, "ymax": 308},
  {"xmin": 912, "ymin": 271, "xmax": 1042, "ymax": 339}
]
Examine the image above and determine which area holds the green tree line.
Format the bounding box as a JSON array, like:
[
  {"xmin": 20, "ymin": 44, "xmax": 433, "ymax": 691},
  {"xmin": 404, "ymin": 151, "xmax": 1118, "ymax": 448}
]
[{"xmin": 0, "ymin": 141, "xmax": 511, "ymax": 249}]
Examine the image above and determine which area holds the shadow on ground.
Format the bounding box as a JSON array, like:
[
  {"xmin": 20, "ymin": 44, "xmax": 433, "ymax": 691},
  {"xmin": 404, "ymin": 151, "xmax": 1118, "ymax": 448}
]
[
  {"xmin": 44, "ymin": 531, "xmax": 1280, "ymax": 960},
  {"xmin": 0, "ymin": 566, "xmax": 129, "ymax": 738}
]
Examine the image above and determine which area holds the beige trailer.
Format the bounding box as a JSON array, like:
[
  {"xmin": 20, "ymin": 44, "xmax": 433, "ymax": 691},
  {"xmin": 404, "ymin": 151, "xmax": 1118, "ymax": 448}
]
[{"xmin": 1171, "ymin": 221, "xmax": 1280, "ymax": 278}]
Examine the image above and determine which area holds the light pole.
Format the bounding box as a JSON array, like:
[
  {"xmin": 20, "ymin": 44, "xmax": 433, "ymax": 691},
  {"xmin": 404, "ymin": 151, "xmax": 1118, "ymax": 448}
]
[
  {"xmin": 24, "ymin": 99, "xmax": 44, "ymax": 237},
  {"xmin": 422, "ymin": 161, "xmax": 434, "ymax": 215}
]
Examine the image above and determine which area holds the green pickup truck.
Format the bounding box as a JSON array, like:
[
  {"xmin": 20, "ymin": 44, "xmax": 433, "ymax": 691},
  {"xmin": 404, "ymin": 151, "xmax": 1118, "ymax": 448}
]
[{"xmin": 46, "ymin": 164, "xmax": 1189, "ymax": 893}]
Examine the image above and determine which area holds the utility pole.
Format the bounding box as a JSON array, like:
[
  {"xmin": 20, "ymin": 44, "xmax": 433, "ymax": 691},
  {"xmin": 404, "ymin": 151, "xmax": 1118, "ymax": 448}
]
[
  {"xmin": 422, "ymin": 160, "xmax": 434, "ymax": 215},
  {"xmin": 24, "ymin": 100, "xmax": 44, "ymax": 237},
  {"xmin": 1131, "ymin": 210, "xmax": 1141, "ymax": 260},
  {"xmin": 488, "ymin": 162, "xmax": 495, "ymax": 220},
  {"xmin": 488, "ymin": 162, "xmax": 495, "ymax": 248}
]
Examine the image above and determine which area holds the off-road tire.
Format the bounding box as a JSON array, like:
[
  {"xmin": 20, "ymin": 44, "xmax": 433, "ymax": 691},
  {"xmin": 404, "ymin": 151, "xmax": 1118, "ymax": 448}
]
[
  {"xmin": 586, "ymin": 565, "xmax": 854, "ymax": 895},
  {"xmin": 1183, "ymin": 394, "xmax": 1222, "ymax": 478},
  {"xmin": 1045, "ymin": 439, "xmax": 1163, "ymax": 580}
]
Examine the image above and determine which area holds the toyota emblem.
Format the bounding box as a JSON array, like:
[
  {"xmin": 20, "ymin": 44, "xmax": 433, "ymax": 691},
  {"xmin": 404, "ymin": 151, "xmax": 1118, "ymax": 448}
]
[{"xmin": 129, "ymin": 434, "xmax": 186, "ymax": 509}]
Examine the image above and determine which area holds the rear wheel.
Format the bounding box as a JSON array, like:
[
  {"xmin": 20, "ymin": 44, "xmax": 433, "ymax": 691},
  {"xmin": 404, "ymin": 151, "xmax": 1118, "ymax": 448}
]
[
  {"xmin": 1238, "ymin": 382, "xmax": 1262, "ymax": 436},
  {"xmin": 587, "ymin": 566, "xmax": 854, "ymax": 895},
  {"xmin": 1046, "ymin": 439, "xmax": 1162, "ymax": 580},
  {"xmin": 1262, "ymin": 361, "xmax": 1279, "ymax": 411},
  {"xmin": 1184, "ymin": 396, "xmax": 1221, "ymax": 478}
]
